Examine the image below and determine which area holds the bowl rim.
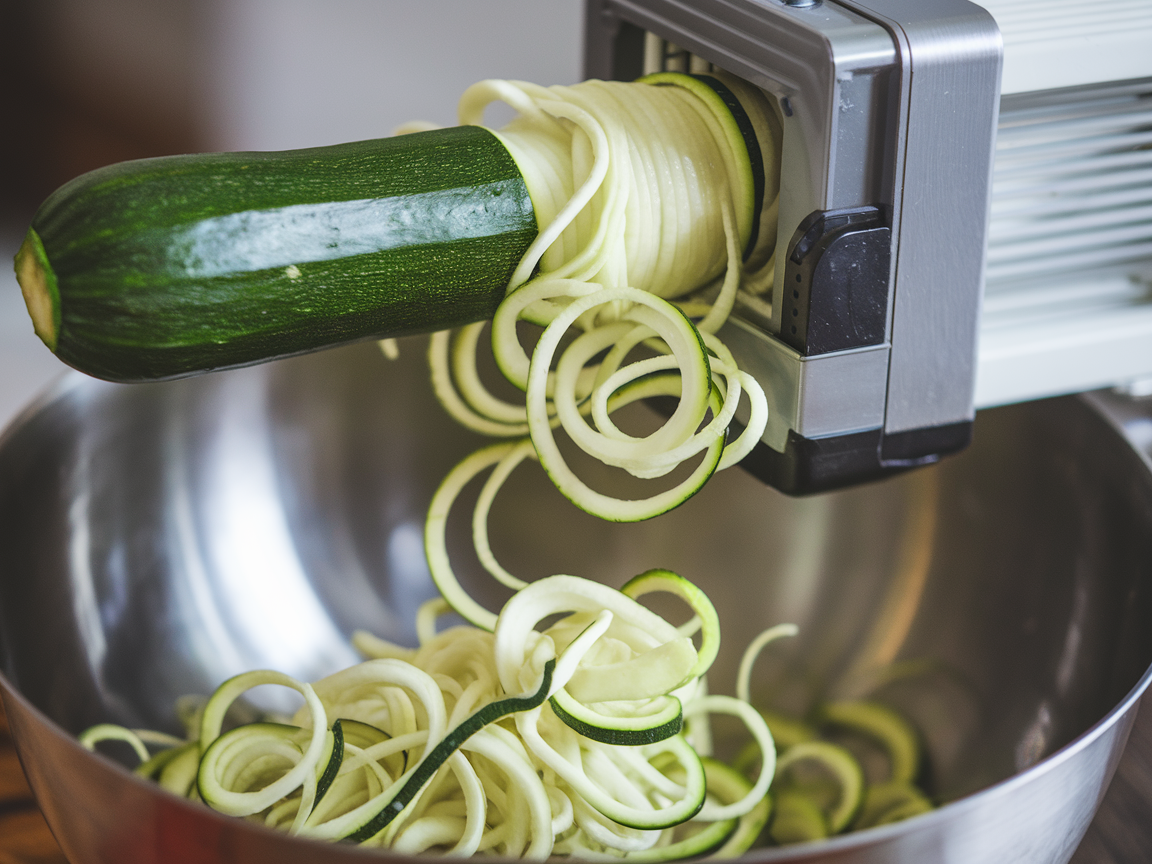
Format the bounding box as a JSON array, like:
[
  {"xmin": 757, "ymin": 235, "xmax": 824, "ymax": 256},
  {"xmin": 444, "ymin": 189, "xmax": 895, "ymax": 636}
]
[
  {"xmin": 739, "ymin": 651, "xmax": 1152, "ymax": 859},
  {"xmin": 3, "ymin": 656, "xmax": 1150, "ymax": 861},
  {"xmin": 2, "ymin": 372, "xmax": 1151, "ymax": 860}
]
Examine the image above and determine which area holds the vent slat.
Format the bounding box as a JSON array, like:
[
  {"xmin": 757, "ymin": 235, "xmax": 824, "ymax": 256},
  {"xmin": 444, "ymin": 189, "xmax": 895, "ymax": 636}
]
[
  {"xmin": 992, "ymin": 185, "xmax": 1152, "ymax": 219},
  {"xmin": 988, "ymin": 81, "xmax": 1152, "ymax": 296},
  {"xmin": 992, "ymin": 147, "xmax": 1152, "ymax": 182},
  {"xmin": 993, "ymin": 165, "xmax": 1152, "ymax": 201},
  {"xmin": 988, "ymin": 220, "xmax": 1152, "ymax": 264},
  {"xmin": 994, "ymin": 130, "xmax": 1152, "ymax": 171},
  {"xmin": 991, "ymin": 204, "xmax": 1152, "ymax": 245},
  {"xmin": 982, "ymin": 273, "xmax": 1147, "ymax": 317},
  {"xmin": 999, "ymin": 85, "xmax": 1152, "ymax": 119},
  {"xmin": 997, "ymin": 106, "xmax": 1152, "ymax": 147},
  {"xmin": 986, "ymin": 239, "xmax": 1152, "ymax": 285}
]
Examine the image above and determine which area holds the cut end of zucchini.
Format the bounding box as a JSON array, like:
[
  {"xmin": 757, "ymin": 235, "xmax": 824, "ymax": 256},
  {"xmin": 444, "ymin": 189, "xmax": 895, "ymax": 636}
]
[
  {"xmin": 639, "ymin": 72, "xmax": 759, "ymax": 258},
  {"xmin": 14, "ymin": 228, "xmax": 59, "ymax": 352}
]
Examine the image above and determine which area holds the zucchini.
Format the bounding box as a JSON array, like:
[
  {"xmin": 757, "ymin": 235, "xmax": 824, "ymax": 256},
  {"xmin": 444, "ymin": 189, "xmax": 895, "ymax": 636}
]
[
  {"xmin": 640, "ymin": 72, "xmax": 764, "ymax": 260},
  {"xmin": 134, "ymin": 739, "xmax": 195, "ymax": 780},
  {"xmin": 157, "ymin": 741, "xmax": 202, "ymax": 797},
  {"xmin": 620, "ymin": 568, "xmax": 721, "ymax": 682},
  {"xmin": 768, "ymin": 791, "xmax": 829, "ymax": 845},
  {"xmin": 15, "ymin": 125, "xmax": 537, "ymax": 382},
  {"xmin": 703, "ymin": 758, "xmax": 772, "ymax": 859},
  {"xmin": 197, "ymin": 722, "xmax": 334, "ymax": 815},
  {"xmin": 77, "ymin": 723, "xmax": 150, "ymax": 762},
  {"xmin": 548, "ymin": 689, "xmax": 684, "ymax": 747},
  {"xmin": 853, "ymin": 780, "xmax": 933, "ymax": 830},
  {"xmin": 819, "ymin": 700, "xmax": 922, "ymax": 784},
  {"xmin": 313, "ymin": 719, "xmax": 345, "ymax": 811},
  {"xmin": 773, "ymin": 740, "xmax": 864, "ymax": 834},
  {"xmin": 339, "ymin": 657, "xmax": 555, "ymax": 843},
  {"xmin": 339, "ymin": 717, "xmax": 407, "ymax": 775}
]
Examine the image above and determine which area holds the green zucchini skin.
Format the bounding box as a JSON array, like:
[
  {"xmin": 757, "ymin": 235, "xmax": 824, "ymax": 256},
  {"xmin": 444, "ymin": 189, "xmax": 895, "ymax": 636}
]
[{"xmin": 25, "ymin": 125, "xmax": 537, "ymax": 382}]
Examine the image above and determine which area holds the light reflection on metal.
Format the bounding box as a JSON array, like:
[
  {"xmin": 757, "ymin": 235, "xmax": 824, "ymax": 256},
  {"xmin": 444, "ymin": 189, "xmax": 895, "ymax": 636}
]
[
  {"xmin": 836, "ymin": 469, "xmax": 939, "ymax": 698},
  {"xmin": 196, "ymin": 373, "xmax": 357, "ymax": 698},
  {"xmin": 1016, "ymin": 700, "xmax": 1053, "ymax": 771},
  {"xmin": 387, "ymin": 520, "xmax": 438, "ymax": 640},
  {"xmin": 165, "ymin": 405, "xmax": 251, "ymax": 684},
  {"xmin": 67, "ymin": 481, "xmax": 106, "ymax": 679}
]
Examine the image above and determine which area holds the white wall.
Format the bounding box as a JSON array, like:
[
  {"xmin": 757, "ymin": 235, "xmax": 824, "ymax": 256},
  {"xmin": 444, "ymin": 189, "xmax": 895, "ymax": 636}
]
[
  {"xmin": 205, "ymin": 0, "xmax": 584, "ymax": 151},
  {"xmin": 0, "ymin": 235, "xmax": 63, "ymax": 430}
]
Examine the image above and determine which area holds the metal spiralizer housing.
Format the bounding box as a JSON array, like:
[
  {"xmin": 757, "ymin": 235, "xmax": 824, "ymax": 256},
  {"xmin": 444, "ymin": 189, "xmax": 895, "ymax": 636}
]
[{"xmin": 586, "ymin": 0, "xmax": 1152, "ymax": 494}]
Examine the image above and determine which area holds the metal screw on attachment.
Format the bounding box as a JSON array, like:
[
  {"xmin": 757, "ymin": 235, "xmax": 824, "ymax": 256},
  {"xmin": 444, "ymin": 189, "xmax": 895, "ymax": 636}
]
[{"xmin": 780, "ymin": 0, "xmax": 819, "ymax": 7}]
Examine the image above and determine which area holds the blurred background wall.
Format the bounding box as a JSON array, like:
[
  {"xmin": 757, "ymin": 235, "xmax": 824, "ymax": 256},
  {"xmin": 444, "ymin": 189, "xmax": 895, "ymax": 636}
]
[{"xmin": 0, "ymin": 0, "xmax": 584, "ymax": 426}]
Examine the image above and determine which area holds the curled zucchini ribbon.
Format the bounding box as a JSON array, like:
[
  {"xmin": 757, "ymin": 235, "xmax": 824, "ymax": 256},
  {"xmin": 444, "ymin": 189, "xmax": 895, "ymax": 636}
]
[
  {"xmin": 85, "ymin": 571, "xmax": 778, "ymax": 858},
  {"xmin": 732, "ymin": 628, "xmax": 937, "ymax": 844},
  {"xmin": 428, "ymin": 76, "xmax": 771, "ymax": 522}
]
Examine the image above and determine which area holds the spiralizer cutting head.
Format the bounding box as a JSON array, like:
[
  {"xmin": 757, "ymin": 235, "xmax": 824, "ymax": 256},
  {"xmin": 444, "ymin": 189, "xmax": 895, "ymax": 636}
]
[{"xmin": 587, "ymin": 0, "xmax": 1152, "ymax": 494}]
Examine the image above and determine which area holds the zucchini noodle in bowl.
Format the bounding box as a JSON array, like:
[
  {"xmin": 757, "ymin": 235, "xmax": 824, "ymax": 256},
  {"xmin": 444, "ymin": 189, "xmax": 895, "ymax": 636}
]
[{"xmin": 82, "ymin": 570, "xmax": 784, "ymax": 858}]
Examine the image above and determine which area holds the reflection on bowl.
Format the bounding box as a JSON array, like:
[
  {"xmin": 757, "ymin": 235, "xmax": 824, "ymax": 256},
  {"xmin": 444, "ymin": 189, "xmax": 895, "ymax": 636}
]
[{"xmin": 1, "ymin": 338, "xmax": 1151, "ymax": 863}]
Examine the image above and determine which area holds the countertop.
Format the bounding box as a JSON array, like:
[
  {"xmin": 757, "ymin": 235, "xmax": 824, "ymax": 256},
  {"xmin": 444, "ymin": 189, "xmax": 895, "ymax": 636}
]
[
  {"xmin": 0, "ymin": 702, "xmax": 66, "ymax": 864},
  {"xmin": 1071, "ymin": 694, "xmax": 1152, "ymax": 863}
]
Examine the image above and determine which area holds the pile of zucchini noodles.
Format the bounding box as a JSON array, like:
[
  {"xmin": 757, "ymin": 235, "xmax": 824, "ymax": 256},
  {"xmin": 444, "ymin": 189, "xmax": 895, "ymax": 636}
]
[
  {"xmin": 81, "ymin": 75, "xmax": 799, "ymax": 857},
  {"xmin": 84, "ymin": 571, "xmax": 783, "ymax": 857}
]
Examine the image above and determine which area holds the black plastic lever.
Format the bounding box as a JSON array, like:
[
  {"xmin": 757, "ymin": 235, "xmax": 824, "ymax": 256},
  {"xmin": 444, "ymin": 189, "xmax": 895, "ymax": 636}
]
[{"xmin": 779, "ymin": 206, "xmax": 891, "ymax": 355}]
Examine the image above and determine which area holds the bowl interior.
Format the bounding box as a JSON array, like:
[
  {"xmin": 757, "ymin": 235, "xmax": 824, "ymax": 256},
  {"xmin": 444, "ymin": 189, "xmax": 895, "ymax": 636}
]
[{"xmin": 2, "ymin": 339, "xmax": 1152, "ymax": 808}]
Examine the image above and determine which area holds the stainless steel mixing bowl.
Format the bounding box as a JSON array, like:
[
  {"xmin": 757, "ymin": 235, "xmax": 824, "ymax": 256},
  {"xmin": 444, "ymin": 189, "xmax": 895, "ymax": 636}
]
[{"xmin": 1, "ymin": 339, "xmax": 1151, "ymax": 863}]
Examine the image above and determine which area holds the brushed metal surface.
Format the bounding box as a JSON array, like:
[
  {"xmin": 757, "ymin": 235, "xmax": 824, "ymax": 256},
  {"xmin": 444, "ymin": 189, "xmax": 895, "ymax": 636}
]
[
  {"xmin": 720, "ymin": 318, "xmax": 889, "ymax": 449},
  {"xmin": 585, "ymin": 0, "xmax": 903, "ymax": 449},
  {"xmin": 1, "ymin": 339, "xmax": 1152, "ymax": 863},
  {"xmin": 838, "ymin": 0, "xmax": 1002, "ymax": 435}
]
